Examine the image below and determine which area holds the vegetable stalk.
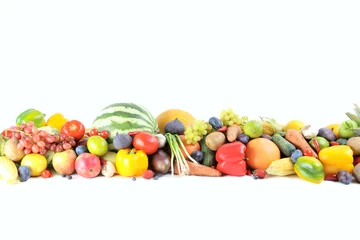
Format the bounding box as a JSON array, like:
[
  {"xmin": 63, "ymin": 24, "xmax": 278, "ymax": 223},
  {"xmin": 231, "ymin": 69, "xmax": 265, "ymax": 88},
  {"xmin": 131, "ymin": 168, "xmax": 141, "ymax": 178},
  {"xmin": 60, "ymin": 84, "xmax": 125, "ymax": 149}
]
[{"xmin": 165, "ymin": 133, "xmax": 198, "ymax": 176}]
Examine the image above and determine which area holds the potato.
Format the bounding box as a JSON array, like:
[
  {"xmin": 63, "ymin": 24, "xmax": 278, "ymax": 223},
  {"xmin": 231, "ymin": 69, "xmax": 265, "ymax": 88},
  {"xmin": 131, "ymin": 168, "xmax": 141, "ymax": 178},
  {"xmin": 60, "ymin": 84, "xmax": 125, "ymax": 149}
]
[
  {"xmin": 226, "ymin": 124, "xmax": 242, "ymax": 142},
  {"xmin": 205, "ymin": 132, "xmax": 226, "ymax": 151},
  {"xmin": 346, "ymin": 136, "xmax": 360, "ymax": 155},
  {"xmin": 353, "ymin": 164, "xmax": 360, "ymax": 183}
]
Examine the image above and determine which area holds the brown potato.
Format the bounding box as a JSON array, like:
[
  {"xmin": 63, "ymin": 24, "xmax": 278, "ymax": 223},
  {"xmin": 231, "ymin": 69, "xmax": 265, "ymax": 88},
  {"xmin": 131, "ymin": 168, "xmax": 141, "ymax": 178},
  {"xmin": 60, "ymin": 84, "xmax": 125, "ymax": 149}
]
[
  {"xmin": 205, "ymin": 132, "xmax": 226, "ymax": 151},
  {"xmin": 346, "ymin": 136, "xmax": 360, "ymax": 155},
  {"xmin": 353, "ymin": 164, "xmax": 360, "ymax": 183},
  {"xmin": 226, "ymin": 124, "xmax": 242, "ymax": 142}
]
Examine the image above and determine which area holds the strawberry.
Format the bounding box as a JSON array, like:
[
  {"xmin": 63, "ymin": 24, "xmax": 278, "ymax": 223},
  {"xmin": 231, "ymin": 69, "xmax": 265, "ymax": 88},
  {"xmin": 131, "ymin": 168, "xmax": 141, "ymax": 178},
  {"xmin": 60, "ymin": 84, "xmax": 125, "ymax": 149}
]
[
  {"xmin": 253, "ymin": 169, "xmax": 266, "ymax": 179},
  {"xmin": 142, "ymin": 170, "xmax": 154, "ymax": 180}
]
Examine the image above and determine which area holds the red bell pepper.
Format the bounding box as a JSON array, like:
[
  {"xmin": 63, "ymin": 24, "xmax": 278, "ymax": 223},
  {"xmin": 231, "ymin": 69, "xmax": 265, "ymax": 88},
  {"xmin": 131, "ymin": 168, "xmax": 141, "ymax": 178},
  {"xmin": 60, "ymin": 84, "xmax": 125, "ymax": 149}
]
[
  {"xmin": 215, "ymin": 142, "xmax": 247, "ymax": 176},
  {"xmin": 216, "ymin": 142, "xmax": 246, "ymax": 163},
  {"xmin": 216, "ymin": 161, "xmax": 247, "ymax": 176}
]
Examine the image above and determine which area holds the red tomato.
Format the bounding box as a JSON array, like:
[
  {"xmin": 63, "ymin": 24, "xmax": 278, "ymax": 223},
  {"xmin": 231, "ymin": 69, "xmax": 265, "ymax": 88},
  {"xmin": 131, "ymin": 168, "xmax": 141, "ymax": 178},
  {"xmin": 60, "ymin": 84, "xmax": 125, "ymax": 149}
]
[
  {"xmin": 303, "ymin": 148, "xmax": 313, "ymax": 157},
  {"xmin": 89, "ymin": 128, "xmax": 98, "ymax": 136},
  {"xmin": 1, "ymin": 129, "xmax": 12, "ymax": 138},
  {"xmin": 132, "ymin": 132, "xmax": 159, "ymax": 155},
  {"xmin": 61, "ymin": 120, "xmax": 85, "ymax": 141},
  {"xmin": 41, "ymin": 170, "xmax": 53, "ymax": 178},
  {"xmin": 100, "ymin": 130, "xmax": 109, "ymax": 139}
]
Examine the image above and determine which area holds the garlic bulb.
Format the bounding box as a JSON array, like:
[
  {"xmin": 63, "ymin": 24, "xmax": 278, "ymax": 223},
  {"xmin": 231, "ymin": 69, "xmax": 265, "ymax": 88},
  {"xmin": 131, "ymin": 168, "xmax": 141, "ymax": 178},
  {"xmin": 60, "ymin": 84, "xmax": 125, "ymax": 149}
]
[{"xmin": 301, "ymin": 125, "xmax": 318, "ymax": 140}]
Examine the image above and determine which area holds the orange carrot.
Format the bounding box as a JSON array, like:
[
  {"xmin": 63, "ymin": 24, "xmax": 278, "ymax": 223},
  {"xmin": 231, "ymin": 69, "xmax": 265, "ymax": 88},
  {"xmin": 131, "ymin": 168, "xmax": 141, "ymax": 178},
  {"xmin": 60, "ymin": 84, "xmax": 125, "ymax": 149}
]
[
  {"xmin": 174, "ymin": 160, "xmax": 222, "ymax": 177},
  {"xmin": 285, "ymin": 129, "xmax": 318, "ymax": 158}
]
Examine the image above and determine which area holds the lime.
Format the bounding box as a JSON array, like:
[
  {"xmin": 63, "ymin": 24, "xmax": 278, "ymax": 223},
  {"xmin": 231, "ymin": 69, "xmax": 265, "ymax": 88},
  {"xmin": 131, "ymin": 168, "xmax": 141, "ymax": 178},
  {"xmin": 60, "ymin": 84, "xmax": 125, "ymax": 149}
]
[
  {"xmin": 87, "ymin": 136, "xmax": 108, "ymax": 156},
  {"xmin": 243, "ymin": 120, "xmax": 263, "ymax": 138}
]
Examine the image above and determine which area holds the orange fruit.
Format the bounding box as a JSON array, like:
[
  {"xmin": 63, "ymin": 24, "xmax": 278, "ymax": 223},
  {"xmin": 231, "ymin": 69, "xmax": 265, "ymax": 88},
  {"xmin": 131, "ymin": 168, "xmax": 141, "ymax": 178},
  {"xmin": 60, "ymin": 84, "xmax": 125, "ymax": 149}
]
[
  {"xmin": 156, "ymin": 109, "xmax": 196, "ymax": 134},
  {"xmin": 245, "ymin": 138, "xmax": 281, "ymax": 170}
]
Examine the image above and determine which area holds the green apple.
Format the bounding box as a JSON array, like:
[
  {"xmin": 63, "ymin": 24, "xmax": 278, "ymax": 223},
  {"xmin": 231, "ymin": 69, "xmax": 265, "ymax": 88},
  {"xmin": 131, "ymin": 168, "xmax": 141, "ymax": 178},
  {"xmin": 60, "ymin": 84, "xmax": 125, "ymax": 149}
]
[
  {"xmin": 100, "ymin": 151, "xmax": 117, "ymax": 165},
  {"xmin": 309, "ymin": 136, "xmax": 330, "ymax": 151},
  {"xmin": 338, "ymin": 120, "xmax": 358, "ymax": 139}
]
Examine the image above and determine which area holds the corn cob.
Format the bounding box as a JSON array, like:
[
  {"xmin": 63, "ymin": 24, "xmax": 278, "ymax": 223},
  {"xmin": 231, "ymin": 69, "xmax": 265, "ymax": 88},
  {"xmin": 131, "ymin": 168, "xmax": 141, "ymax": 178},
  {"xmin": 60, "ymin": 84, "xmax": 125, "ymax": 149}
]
[{"xmin": 266, "ymin": 157, "xmax": 296, "ymax": 176}]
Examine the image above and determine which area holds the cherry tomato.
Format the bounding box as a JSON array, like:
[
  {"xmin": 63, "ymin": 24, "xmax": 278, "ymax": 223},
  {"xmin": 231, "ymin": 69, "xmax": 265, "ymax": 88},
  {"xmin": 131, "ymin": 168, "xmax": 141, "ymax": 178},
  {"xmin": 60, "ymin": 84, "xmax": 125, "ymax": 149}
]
[
  {"xmin": 1, "ymin": 129, "xmax": 13, "ymax": 138},
  {"xmin": 41, "ymin": 170, "xmax": 53, "ymax": 178},
  {"xmin": 61, "ymin": 120, "xmax": 85, "ymax": 141},
  {"xmin": 132, "ymin": 132, "xmax": 159, "ymax": 155},
  {"xmin": 89, "ymin": 128, "xmax": 99, "ymax": 136},
  {"xmin": 303, "ymin": 148, "xmax": 313, "ymax": 156},
  {"xmin": 100, "ymin": 130, "xmax": 109, "ymax": 139}
]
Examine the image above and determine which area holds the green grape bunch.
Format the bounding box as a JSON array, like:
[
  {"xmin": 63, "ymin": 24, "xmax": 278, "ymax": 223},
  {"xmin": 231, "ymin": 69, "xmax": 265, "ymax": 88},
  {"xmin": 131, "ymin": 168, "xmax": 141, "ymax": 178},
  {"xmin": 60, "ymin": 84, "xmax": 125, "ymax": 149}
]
[
  {"xmin": 185, "ymin": 119, "xmax": 210, "ymax": 145},
  {"xmin": 220, "ymin": 108, "xmax": 248, "ymax": 128}
]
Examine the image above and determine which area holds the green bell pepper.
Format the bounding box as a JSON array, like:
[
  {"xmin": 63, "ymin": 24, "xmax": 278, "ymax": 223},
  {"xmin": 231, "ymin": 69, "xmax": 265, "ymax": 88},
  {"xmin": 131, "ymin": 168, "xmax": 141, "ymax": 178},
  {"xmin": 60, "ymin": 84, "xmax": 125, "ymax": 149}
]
[
  {"xmin": 294, "ymin": 156, "xmax": 325, "ymax": 184},
  {"xmin": 16, "ymin": 108, "xmax": 46, "ymax": 128}
]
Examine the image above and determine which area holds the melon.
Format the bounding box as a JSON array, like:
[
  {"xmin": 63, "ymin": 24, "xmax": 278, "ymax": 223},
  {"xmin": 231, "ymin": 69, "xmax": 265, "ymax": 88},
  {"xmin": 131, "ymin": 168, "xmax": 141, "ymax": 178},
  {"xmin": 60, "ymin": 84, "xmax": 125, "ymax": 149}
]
[
  {"xmin": 156, "ymin": 109, "xmax": 196, "ymax": 134},
  {"xmin": 92, "ymin": 103, "xmax": 159, "ymax": 143}
]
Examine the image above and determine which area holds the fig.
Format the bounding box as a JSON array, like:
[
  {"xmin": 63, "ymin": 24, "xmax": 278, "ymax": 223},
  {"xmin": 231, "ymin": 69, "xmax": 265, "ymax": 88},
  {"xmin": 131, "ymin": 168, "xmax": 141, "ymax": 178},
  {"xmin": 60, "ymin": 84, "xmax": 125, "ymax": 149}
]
[
  {"xmin": 113, "ymin": 133, "xmax": 132, "ymax": 150},
  {"xmin": 164, "ymin": 118, "xmax": 185, "ymax": 135}
]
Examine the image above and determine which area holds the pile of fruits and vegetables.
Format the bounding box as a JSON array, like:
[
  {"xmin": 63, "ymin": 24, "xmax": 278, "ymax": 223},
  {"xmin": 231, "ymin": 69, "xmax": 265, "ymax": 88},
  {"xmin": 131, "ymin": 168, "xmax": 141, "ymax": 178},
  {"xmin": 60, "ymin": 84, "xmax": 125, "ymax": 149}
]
[{"xmin": 2, "ymin": 102, "xmax": 360, "ymax": 185}]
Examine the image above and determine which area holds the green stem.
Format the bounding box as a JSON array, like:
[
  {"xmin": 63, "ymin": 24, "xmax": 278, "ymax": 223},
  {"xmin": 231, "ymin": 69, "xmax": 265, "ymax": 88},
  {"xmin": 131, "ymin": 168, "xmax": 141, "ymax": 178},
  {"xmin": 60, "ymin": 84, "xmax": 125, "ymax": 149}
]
[{"xmin": 175, "ymin": 134, "xmax": 198, "ymax": 164}]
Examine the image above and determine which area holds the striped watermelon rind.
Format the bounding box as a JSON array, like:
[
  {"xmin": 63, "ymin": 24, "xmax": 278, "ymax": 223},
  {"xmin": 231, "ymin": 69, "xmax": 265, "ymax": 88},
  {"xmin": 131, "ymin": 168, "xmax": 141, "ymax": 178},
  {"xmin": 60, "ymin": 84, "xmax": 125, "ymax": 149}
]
[{"xmin": 92, "ymin": 103, "xmax": 159, "ymax": 143}]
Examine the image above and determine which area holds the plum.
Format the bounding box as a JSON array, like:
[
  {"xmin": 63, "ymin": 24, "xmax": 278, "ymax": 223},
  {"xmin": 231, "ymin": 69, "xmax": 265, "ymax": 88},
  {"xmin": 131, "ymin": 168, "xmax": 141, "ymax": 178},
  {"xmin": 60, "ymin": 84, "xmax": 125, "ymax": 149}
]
[
  {"xmin": 18, "ymin": 166, "xmax": 31, "ymax": 182},
  {"xmin": 209, "ymin": 117, "xmax": 222, "ymax": 130},
  {"xmin": 337, "ymin": 170, "xmax": 352, "ymax": 185}
]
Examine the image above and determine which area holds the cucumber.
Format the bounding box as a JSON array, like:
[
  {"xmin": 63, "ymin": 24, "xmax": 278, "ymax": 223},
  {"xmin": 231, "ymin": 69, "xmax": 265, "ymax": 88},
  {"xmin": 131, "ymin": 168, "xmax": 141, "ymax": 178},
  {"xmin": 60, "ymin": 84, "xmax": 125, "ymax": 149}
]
[
  {"xmin": 272, "ymin": 133, "xmax": 296, "ymax": 157},
  {"xmin": 200, "ymin": 136, "xmax": 215, "ymax": 167}
]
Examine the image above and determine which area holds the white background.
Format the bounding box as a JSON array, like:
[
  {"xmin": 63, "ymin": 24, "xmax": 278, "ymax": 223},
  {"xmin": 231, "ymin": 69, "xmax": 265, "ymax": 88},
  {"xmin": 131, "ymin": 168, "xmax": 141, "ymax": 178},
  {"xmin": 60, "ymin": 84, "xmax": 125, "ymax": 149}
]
[{"xmin": 1, "ymin": 1, "xmax": 360, "ymax": 239}]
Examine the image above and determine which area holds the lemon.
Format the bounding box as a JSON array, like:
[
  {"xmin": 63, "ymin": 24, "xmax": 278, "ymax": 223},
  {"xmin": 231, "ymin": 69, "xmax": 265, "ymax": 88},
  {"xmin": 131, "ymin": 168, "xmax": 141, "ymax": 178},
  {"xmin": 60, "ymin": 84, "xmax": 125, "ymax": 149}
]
[
  {"xmin": 21, "ymin": 154, "xmax": 48, "ymax": 177},
  {"xmin": 243, "ymin": 120, "xmax": 263, "ymax": 138},
  {"xmin": 283, "ymin": 120, "xmax": 305, "ymax": 132},
  {"xmin": 326, "ymin": 123, "xmax": 340, "ymax": 139}
]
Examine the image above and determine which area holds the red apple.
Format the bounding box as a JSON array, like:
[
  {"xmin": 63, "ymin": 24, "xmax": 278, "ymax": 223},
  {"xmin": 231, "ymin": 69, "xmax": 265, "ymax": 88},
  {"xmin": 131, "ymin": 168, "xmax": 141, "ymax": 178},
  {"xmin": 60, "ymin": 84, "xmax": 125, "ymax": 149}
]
[
  {"xmin": 75, "ymin": 153, "xmax": 101, "ymax": 178},
  {"xmin": 353, "ymin": 155, "xmax": 360, "ymax": 166},
  {"xmin": 52, "ymin": 149, "xmax": 77, "ymax": 175}
]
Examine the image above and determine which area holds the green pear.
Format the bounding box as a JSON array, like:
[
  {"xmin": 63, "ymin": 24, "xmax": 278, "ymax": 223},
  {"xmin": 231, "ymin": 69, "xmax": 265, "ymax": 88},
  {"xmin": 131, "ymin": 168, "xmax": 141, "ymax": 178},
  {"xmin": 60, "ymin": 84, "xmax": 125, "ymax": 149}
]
[{"xmin": 339, "ymin": 120, "xmax": 358, "ymax": 139}]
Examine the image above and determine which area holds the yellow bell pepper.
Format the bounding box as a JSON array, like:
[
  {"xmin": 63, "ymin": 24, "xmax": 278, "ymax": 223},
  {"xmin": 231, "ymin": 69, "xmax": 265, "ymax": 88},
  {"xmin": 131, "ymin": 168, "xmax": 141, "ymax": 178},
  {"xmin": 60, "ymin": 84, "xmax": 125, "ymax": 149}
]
[
  {"xmin": 115, "ymin": 148, "xmax": 148, "ymax": 177},
  {"xmin": 318, "ymin": 145, "xmax": 354, "ymax": 175},
  {"xmin": 46, "ymin": 113, "xmax": 68, "ymax": 131}
]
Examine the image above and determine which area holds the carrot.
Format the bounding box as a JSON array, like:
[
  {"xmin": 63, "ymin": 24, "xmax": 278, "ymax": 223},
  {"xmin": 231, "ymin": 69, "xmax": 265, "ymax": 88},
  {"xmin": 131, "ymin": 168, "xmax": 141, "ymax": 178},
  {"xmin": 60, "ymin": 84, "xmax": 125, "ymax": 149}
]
[
  {"xmin": 285, "ymin": 129, "xmax": 318, "ymax": 158},
  {"xmin": 174, "ymin": 160, "xmax": 222, "ymax": 177}
]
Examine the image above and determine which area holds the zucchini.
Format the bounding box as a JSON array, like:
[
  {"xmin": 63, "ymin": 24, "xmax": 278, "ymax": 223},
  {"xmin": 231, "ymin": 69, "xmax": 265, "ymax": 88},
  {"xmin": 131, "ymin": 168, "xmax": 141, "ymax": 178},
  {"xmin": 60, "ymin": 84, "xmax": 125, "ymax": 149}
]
[
  {"xmin": 200, "ymin": 136, "xmax": 216, "ymax": 167},
  {"xmin": 272, "ymin": 133, "xmax": 296, "ymax": 157}
]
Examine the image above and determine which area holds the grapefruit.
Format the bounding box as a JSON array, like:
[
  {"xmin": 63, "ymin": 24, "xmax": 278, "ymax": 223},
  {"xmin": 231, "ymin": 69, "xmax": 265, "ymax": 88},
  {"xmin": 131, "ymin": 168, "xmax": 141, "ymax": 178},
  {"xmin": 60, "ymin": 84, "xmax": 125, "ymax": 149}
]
[{"xmin": 245, "ymin": 138, "xmax": 281, "ymax": 170}]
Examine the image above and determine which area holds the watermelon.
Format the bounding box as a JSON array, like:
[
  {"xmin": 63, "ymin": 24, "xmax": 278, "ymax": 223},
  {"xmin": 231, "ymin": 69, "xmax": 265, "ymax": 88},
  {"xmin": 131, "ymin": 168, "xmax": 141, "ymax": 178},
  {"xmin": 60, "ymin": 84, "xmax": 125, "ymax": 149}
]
[{"xmin": 92, "ymin": 103, "xmax": 159, "ymax": 143}]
